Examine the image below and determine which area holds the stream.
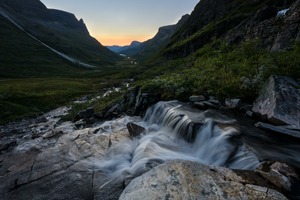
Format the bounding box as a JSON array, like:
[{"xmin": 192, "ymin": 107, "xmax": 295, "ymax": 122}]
[
  {"xmin": 88, "ymin": 101, "xmax": 300, "ymax": 189},
  {"xmin": 1, "ymin": 100, "xmax": 300, "ymax": 199}
]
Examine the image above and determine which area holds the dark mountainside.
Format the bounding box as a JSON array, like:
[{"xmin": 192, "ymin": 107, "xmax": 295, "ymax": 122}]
[
  {"xmin": 163, "ymin": 0, "xmax": 299, "ymax": 58},
  {"xmin": 106, "ymin": 41, "xmax": 141, "ymax": 54},
  {"xmin": 119, "ymin": 14, "xmax": 189, "ymax": 60},
  {"xmin": 0, "ymin": 0, "xmax": 120, "ymax": 66},
  {"xmin": 0, "ymin": 13, "xmax": 79, "ymax": 78},
  {"xmin": 132, "ymin": 0, "xmax": 300, "ymax": 101}
]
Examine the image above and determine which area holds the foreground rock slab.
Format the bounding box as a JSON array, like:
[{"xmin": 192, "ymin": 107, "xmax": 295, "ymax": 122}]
[
  {"xmin": 252, "ymin": 76, "xmax": 300, "ymax": 128},
  {"xmin": 120, "ymin": 160, "xmax": 287, "ymax": 200}
]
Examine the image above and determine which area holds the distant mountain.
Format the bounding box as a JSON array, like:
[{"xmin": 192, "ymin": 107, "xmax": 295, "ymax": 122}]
[
  {"xmin": 163, "ymin": 0, "xmax": 299, "ymax": 58},
  {"xmin": 120, "ymin": 14, "xmax": 189, "ymax": 60},
  {"xmin": 0, "ymin": 0, "xmax": 120, "ymax": 66},
  {"xmin": 106, "ymin": 41, "xmax": 141, "ymax": 54}
]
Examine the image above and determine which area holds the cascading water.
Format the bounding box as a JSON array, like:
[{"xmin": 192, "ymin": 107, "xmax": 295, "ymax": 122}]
[{"xmin": 93, "ymin": 101, "xmax": 260, "ymax": 187}]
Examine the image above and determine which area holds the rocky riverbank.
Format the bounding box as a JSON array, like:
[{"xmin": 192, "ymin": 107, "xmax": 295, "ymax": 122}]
[{"xmin": 0, "ymin": 76, "xmax": 300, "ymax": 200}]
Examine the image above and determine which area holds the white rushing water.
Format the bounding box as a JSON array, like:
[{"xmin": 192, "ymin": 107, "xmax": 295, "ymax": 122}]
[{"xmin": 93, "ymin": 101, "xmax": 260, "ymax": 185}]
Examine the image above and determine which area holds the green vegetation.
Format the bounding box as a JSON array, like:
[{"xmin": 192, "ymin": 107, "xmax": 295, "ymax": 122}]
[
  {"xmin": 1, "ymin": 0, "xmax": 299, "ymax": 125},
  {"xmin": 165, "ymin": 0, "xmax": 275, "ymax": 56},
  {"xmin": 138, "ymin": 40, "xmax": 300, "ymax": 101},
  {"xmin": 0, "ymin": 78, "xmax": 95, "ymax": 123},
  {"xmin": 0, "ymin": 14, "xmax": 134, "ymax": 124}
]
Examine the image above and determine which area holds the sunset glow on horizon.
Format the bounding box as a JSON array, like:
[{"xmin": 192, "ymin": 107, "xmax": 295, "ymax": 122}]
[
  {"xmin": 41, "ymin": 0, "xmax": 199, "ymax": 46},
  {"xmin": 94, "ymin": 33, "xmax": 156, "ymax": 46}
]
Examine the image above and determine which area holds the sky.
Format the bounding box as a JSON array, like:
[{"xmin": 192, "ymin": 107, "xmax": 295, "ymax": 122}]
[{"xmin": 40, "ymin": 0, "xmax": 199, "ymax": 46}]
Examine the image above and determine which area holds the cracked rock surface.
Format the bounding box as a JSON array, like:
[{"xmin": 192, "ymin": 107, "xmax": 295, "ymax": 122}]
[{"xmin": 120, "ymin": 160, "xmax": 288, "ymax": 200}]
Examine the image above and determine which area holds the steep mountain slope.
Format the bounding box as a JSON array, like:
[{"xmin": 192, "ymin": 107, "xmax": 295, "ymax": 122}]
[
  {"xmin": 0, "ymin": 13, "xmax": 86, "ymax": 78},
  {"xmin": 0, "ymin": 0, "xmax": 120, "ymax": 66},
  {"xmin": 163, "ymin": 0, "xmax": 299, "ymax": 58},
  {"xmin": 134, "ymin": 0, "xmax": 299, "ymax": 101},
  {"xmin": 120, "ymin": 14, "xmax": 189, "ymax": 60}
]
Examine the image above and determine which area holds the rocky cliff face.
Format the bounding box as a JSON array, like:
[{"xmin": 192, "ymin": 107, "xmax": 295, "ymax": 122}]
[
  {"xmin": 0, "ymin": 0, "xmax": 119, "ymax": 65},
  {"xmin": 226, "ymin": 0, "xmax": 300, "ymax": 51},
  {"xmin": 164, "ymin": 0, "xmax": 299, "ymax": 58}
]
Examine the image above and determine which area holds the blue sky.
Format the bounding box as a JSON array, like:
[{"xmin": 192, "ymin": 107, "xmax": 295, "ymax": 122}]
[{"xmin": 40, "ymin": 0, "xmax": 199, "ymax": 45}]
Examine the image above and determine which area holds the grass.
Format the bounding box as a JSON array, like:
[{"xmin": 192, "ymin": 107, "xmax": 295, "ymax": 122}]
[
  {"xmin": 137, "ymin": 40, "xmax": 300, "ymax": 101},
  {"xmin": 163, "ymin": 0, "xmax": 276, "ymax": 57},
  {"xmin": 1, "ymin": 1, "xmax": 299, "ymax": 124},
  {"xmin": 0, "ymin": 13, "xmax": 137, "ymax": 124},
  {"xmin": 0, "ymin": 57, "xmax": 137, "ymax": 125},
  {"xmin": 0, "ymin": 78, "xmax": 95, "ymax": 123}
]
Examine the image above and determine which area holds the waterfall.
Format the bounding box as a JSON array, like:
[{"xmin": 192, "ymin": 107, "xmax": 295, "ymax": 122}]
[{"xmin": 93, "ymin": 101, "xmax": 260, "ymax": 185}]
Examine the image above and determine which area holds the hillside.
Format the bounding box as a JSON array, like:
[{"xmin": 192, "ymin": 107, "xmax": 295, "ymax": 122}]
[
  {"xmin": 120, "ymin": 14, "xmax": 189, "ymax": 60},
  {"xmin": 164, "ymin": 0, "xmax": 299, "ymax": 57},
  {"xmin": 135, "ymin": 0, "xmax": 300, "ymax": 101},
  {"xmin": 0, "ymin": 0, "xmax": 120, "ymax": 66},
  {"xmin": 0, "ymin": 13, "xmax": 87, "ymax": 78}
]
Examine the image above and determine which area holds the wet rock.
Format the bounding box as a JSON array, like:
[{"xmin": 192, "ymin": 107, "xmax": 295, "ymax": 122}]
[
  {"xmin": 189, "ymin": 95, "xmax": 206, "ymax": 102},
  {"xmin": 78, "ymin": 107, "xmax": 94, "ymax": 119},
  {"xmin": 126, "ymin": 122, "xmax": 145, "ymax": 139},
  {"xmin": 124, "ymin": 86, "xmax": 140, "ymax": 108},
  {"xmin": 134, "ymin": 92, "xmax": 161, "ymax": 116},
  {"xmin": 225, "ymin": 98, "xmax": 241, "ymax": 109},
  {"xmin": 120, "ymin": 160, "xmax": 287, "ymax": 200},
  {"xmin": 0, "ymin": 141, "xmax": 16, "ymax": 152},
  {"xmin": 98, "ymin": 86, "xmax": 161, "ymax": 120},
  {"xmin": 35, "ymin": 116, "xmax": 47, "ymax": 124},
  {"xmin": 246, "ymin": 111, "xmax": 254, "ymax": 118},
  {"xmin": 31, "ymin": 132, "xmax": 41, "ymax": 139},
  {"xmin": 253, "ymin": 76, "xmax": 300, "ymax": 128},
  {"xmin": 194, "ymin": 101, "xmax": 216, "ymax": 109},
  {"xmin": 74, "ymin": 119, "xmax": 86, "ymax": 129},
  {"xmin": 255, "ymin": 122, "xmax": 300, "ymax": 138},
  {"xmin": 93, "ymin": 112, "xmax": 104, "ymax": 119},
  {"xmin": 208, "ymin": 99, "xmax": 220, "ymax": 105},
  {"xmin": 100, "ymin": 102, "xmax": 125, "ymax": 120},
  {"xmin": 42, "ymin": 130, "xmax": 63, "ymax": 139},
  {"xmin": 256, "ymin": 161, "xmax": 300, "ymax": 198},
  {"xmin": 194, "ymin": 101, "xmax": 206, "ymax": 109}
]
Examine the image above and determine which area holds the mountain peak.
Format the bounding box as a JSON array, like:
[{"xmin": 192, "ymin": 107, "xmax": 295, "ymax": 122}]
[
  {"xmin": 0, "ymin": 0, "xmax": 120, "ymax": 66},
  {"xmin": 130, "ymin": 41, "xmax": 141, "ymax": 46},
  {"xmin": 1, "ymin": 0, "xmax": 47, "ymax": 14}
]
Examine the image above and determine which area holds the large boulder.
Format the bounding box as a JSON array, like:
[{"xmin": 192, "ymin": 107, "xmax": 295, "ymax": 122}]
[
  {"xmin": 252, "ymin": 76, "xmax": 300, "ymax": 128},
  {"xmin": 120, "ymin": 160, "xmax": 287, "ymax": 200}
]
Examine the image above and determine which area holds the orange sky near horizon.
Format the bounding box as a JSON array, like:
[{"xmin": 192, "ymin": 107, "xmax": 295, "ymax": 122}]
[
  {"xmin": 95, "ymin": 33, "xmax": 155, "ymax": 46},
  {"xmin": 41, "ymin": 0, "xmax": 199, "ymax": 46}
]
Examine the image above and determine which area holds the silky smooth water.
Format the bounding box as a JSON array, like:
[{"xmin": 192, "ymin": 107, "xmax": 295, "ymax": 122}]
[{"xmin": 93, "ymin": 101, "xmax": 262, "ymax": 187}]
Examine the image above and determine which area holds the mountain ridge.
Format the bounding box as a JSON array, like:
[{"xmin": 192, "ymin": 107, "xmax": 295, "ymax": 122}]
[
  {"xmin": 163, "ymin": 0, "xmax": 299, "ymax": 58},
  {"xmin": 106, "ymin": 41, "xmax": 141, "ymax": 54},
  {"xmin": 0, "ymin": 0, "xmax": 120, "ymax": 66},
  {"xmin": 119, "ymin": 14, "xmax": 190, "ymax": 60}
]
